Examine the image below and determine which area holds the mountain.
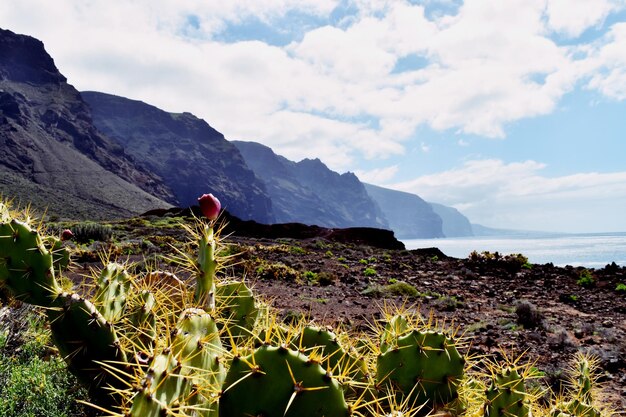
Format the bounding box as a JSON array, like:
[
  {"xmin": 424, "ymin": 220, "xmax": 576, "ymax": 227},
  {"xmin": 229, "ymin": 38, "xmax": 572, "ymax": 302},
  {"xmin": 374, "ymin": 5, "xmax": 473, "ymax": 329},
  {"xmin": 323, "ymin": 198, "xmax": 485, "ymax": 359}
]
[
  {"xmin": 233, "ymin": 141, "xmax": 388, "ymax": 229},
  {"xmin": 363, "ymin": 184, "xmax": 444, "ymax": 238},
  {"xmin": 0, "ymin": 28, "xmax": 172, "ymax": 219},
  {"xmin": 429, "ymin": 203, "xmax": 474, "ymax": 237},
  {"xmin": 82, "ymin": 92, "xmax": 274, "ymax": 223}
]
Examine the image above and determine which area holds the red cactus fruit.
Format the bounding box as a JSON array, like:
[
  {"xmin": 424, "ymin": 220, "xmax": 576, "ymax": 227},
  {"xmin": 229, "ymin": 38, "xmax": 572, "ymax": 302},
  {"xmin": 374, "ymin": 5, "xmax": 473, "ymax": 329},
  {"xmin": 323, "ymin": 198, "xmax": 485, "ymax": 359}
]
[{"xmin": 198, "ymin": 193, "xmax": 221, "ymax": 220}]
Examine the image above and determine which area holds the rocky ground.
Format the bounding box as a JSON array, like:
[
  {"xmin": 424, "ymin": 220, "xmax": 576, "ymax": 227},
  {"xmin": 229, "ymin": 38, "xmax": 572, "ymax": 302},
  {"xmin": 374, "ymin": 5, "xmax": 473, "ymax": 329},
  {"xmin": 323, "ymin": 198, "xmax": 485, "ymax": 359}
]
[
  {"xmin": 81, "ymin": 211, "xmax": 625, "ymax": 411},
  {"xmin": 3, "ymin": 211, "xmax": 626, "ymax": 412},
  {"xmin": 226, "ymin": 236, "xmax": 626, "ymax": 409}
]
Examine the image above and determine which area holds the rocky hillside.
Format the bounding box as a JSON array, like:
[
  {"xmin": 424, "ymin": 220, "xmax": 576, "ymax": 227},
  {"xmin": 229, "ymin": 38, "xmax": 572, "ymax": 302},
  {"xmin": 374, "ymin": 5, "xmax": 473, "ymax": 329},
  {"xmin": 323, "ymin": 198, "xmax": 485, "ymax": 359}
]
[
  {"xmin": 0, "ymin": 28, "xmax": 172, "ymax": 219},
  {"xmin": 430, "ymin": 202, "xmax": 474, "ymax": 237},
  {"xmin": 364, "ymin": 183, "xmax": 444, "ymax": 238},
  {"xmin": 233, "ymin": 140, "xmax": 388, "ymax": 229},
  {"xmin": 82, "ymin": 92, "xmax": 274, "ymax": 223}
]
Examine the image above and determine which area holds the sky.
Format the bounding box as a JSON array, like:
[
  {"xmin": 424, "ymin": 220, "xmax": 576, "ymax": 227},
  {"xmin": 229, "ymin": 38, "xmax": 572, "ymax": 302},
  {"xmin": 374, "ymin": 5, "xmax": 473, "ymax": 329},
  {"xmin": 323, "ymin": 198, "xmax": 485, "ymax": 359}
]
[{"xmin": 2, "ymin": 0, "xmax": 626, "ymax": 233}]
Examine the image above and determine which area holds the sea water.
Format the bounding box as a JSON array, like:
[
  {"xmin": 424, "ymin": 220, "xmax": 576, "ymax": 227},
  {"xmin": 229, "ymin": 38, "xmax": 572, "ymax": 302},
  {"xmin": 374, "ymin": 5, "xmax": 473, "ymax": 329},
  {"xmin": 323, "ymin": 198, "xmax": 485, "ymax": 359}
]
[{"xmin": 403, "ymin": 232, "xmax": 626, "ymax": 268}]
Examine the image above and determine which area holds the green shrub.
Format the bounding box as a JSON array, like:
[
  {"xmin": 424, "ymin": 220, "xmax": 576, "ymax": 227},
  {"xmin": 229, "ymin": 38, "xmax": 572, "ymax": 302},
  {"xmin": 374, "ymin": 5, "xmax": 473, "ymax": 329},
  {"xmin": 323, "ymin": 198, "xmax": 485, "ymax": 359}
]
[
  {"xmin": 255, "ymin": 262, "xmax": 301, "ymax": 281},
  {"xmin": 289, "ymin": 245, "xmax": 306, "ymax": 255},
  {"xmin": 616, "ymin": 283, "xmax": 626, "ymax": 293},
  {"xmin": 303, "ymin": 271, "xmax": 318, "ymax": 283},
  {"xmin": 358, "ymin": 259, "xmax": 368, "ymax": 265},
  {"xmin": 515, "ymin": 300, "xmax": 544, "ymax": 329},
  {"xmin": 435, "ymin": 295, "xmax": 461, "ymax": 312},
  {"xmin": 0, "ymin": 312, "xmax": 91, "ymax": 417},
  {"xmin": 577, "ymin": 269, "xmax": 595, "ymax": 288},
  {"xmin": 363, "ymin": 267, "xmax": 377, "ymax": 277},
  {"xmin": 315, "ymin": 272, "xmax": 337, "ymax": 286},
  {"xmin": 71, "ymin": 222, "xmax": 113, "ymax": 243},
  {"xmin": 361, "ymin": 281, "xmax": 419, "ymax": 298}
]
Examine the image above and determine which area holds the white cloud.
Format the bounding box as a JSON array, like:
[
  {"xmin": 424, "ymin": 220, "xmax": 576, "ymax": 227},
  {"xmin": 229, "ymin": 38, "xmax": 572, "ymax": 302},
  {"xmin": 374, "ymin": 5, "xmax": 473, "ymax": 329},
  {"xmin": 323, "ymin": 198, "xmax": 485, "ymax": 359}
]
[
  {"xmin": 545, "ymin": 0, "xmax": 625, "ymax": 37},
  {"xmin": 587, "ymin": 22, "xmax": 626, "ymax": 100},
  {"xmin": 1, "ymin": 0, "xmax": 626, "ymax": 180},
  {"xmin": 354, "ymin": 165, "xmax": 399, "ymax": 184},
  {"xmin": 391, "ymin": 159, "xmax": 626, "ymax": 232}
]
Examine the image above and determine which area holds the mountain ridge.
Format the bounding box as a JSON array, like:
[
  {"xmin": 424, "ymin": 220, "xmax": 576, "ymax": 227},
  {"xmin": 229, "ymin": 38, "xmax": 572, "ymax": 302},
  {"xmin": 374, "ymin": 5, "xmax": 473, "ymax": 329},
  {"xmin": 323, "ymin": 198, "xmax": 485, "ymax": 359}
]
[
  {"xmin": 0, "ymin": 28, "xmax": 172, "ymax": 219},
  {"xmin": 82, "ymin": 91, "xmax": 274, "ymax": 223},
  {"xmin": 233, "ymin": 140, "xmax": 388, "ymax": 229}
]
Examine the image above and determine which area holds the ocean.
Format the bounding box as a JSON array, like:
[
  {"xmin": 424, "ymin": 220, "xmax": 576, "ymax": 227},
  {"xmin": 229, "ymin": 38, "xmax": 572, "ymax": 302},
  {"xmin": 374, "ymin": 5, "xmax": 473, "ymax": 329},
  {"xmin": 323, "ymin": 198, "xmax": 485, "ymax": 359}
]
[{"xmin": 402, "ymin": 232, "xmax": 626, "ymax": 268}]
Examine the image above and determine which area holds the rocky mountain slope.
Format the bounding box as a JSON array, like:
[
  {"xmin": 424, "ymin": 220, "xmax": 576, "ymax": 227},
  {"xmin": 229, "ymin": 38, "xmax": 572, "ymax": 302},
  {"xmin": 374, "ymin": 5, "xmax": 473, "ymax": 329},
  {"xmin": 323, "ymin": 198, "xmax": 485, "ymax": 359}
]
[
  {"xmin": 233, "ymin": 140, "xmax": 388, "ymax": 229},
  {"xmin": 0, "ymin": 28, "xmax": 172, "ymax": 219},
  {"xmin": 364, "ymin": 183, "xmax": 444, "ymax": 238},
  {"xmin": 82, "ymin": 92, "xmax": 274, "ymax": 223},
  {"xmin": 430, "ymin": 202, "xmax": 474, "ymax": 237}
]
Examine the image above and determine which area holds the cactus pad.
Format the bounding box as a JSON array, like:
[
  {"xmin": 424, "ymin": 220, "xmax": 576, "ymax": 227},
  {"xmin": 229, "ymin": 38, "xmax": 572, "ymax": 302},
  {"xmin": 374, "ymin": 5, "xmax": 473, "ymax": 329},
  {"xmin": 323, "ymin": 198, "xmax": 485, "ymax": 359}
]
[
  {"xmin": 47, "ymin": 292, "xmax": 127, "ymax": 404},
  {"xmin": 0, "ymin": 220, "xmax": 61, "ymax": 306},
  {"xmin": 220, "ymin": 344, "xmax": 349, "ymax": 417},
  {"xmin": 376, "ymin": 329, "xmax": 465, "ymax": 409},
  {"xmin": 94, "ymin": 263, "xmax": 131, "ymax": 322},
  {"xmin": 484, "ymin": 367, "xmax": 530, "ymax": 417},
  {"xmin": 216, "ymin": 280, "xmax": 258, "ymax": 340}
]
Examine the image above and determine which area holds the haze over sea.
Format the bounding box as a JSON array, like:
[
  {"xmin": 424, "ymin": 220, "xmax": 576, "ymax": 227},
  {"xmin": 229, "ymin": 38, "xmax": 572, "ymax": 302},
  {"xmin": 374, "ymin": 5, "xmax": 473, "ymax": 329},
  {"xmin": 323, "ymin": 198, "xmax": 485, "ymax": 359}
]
[{"xmin": 404, "ymin": 232, "xmax": 626, "ymax": 268}]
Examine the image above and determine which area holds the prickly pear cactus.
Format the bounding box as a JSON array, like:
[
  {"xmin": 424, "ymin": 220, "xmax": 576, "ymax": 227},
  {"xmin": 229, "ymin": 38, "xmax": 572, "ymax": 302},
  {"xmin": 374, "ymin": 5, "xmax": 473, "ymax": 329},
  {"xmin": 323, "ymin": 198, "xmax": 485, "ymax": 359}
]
[
  {"xmin": 129, "ymin": 352, "xmax": 191, "ymax": 417},
  {"xmin": 94, "ymin": 262, "xmax": 131, "ymax": 322},
  {"xmin": 551, "ymin": 400, "xmax": 601, "ymax": 417},
  {"xmin": 127, "ymin": 308, "xmax": 225, "ymax": 417},
  {"xmin": 196, "ymin": 224, "xmax": 217, "ymax": 311},
  {"xmin": 126, "ymin": 289, "xmax": 157, "ymax": 354},
  {"xmin": 484, "ymin": 367, "xmax": 529, "ymax": 417},
  {"xmin": 0, "ymin": 201, "xmax": 9, "ymax": 222},
  {"xmin": 216, "ymin": 280, "xmax": 258, "ymax": 341},
  {"xmin": 380, "ymin": 314, "xmax": 410, "ymax": 354},
  {"xmin": 172, "ymin": 308, "xmax": 225, "ymax": 416},
  {"xmin": 0, "ymin": 219, "xmax": 62, "ymax": 306},
  {"xmin": 43, "ymin": 235, "xmax": 71, "ymax": 271},
  {"xmin": 550, "ymin": 354, "xmax": 603, "ymax": 417},
  {"xmin": 377, "ymin": 329, "xmax": 465, "ymax": 409},
  {"xmin": 219, "ymin": 345, "xmax": 350, "ymax": 417},
  {"xmin": 47, "ymin": 292, "xmax": 127, "ymax": 405}
]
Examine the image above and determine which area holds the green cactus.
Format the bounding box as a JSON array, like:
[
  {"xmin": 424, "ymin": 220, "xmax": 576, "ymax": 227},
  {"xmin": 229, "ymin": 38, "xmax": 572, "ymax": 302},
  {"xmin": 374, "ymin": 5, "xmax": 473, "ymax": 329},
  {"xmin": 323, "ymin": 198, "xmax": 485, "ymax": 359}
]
[
  {"xmin": 126, "ymin": 289, "xmax": 157, "ymax": 354},
  {"xmin": 129, "ymin": 352, "xmax": 191, "ymax": 417},
  {"xmin": 483, "ymin": 367, "xmax": 530, "ymax": 417},
  {"xmin": 294, "ymin": 325, "xmax": 370, "ymax": 400},
  {"xmin": 551, "ymin": 400, "xmax": 601, "ymax": 417},
  {"xmin": 196, "ymin": 224, "xmax": 217, "ymax": 311},
  {"xmin": 0, "ymin": 219, "xmax": 62, "ymax": 306},
  {"xmin": 47, "ymin": 291, "xmax": 127, "ymax": 405},
  {"xmin": 550, "ymin": 354, "xmax": 604, "ymax": 417},
  {"xmin": 219, "ymin": 344, "xmax": 350, "ymax": 417},
  {"xmin": 0, "ymin": 201, "xmax": 9, "ymax": 222},
  {"xmin": 93, "ymin": 262, "xmax": 132, "ymax": 322},
  {"xmin": 172, "ymin": 308, "xmax": 225, "ymax": 416},
  {"xmin": 216, "ymin": 280, "xmax": 258, "ymax": 341},
  {"xmin": 380, "ymin": 314, "xmax": 410, "ymax": 354},
  {"xmin": 376, "ymin": 329, "xmax": 465, "ymax": 409},
  {"xmin": 126, "ymin": 308, "xmax": 225, "ymax": 417},
  {"xmin": 43, "ymin": 235, "xmax": 71, "ymax": 271}
]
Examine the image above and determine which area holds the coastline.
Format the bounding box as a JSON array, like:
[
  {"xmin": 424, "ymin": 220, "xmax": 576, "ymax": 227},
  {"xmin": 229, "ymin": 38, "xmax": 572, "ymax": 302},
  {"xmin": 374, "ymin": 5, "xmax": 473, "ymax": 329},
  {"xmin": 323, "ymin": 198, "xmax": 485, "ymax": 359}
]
[{"xmin": 403, "ymin": 232, "xmax": 626, "ymax": 268}]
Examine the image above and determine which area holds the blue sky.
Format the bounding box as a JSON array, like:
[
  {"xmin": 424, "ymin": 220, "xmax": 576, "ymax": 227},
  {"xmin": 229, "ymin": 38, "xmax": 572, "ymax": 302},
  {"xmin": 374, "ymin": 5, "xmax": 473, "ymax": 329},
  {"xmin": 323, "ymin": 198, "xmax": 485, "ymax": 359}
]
[{"xmin": 2, "ymin": 0, "xmax": 626, "ymax": 232}]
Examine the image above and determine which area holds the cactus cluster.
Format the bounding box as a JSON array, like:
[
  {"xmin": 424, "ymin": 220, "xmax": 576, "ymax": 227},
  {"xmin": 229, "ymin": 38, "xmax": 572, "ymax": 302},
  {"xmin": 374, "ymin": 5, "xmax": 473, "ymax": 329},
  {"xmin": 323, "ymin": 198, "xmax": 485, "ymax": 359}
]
[{"xmin": 0, "ymin": 198, "xmax": 619, "ymax": 417}]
